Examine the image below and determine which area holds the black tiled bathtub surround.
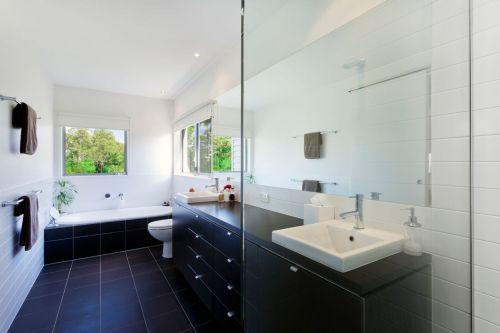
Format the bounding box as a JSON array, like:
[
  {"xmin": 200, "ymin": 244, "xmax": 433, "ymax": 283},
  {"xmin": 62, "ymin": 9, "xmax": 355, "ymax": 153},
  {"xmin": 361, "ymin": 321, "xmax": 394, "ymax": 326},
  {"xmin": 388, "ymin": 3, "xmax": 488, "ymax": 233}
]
[
  {"xmin": 44, "ymin": 215, "xmax": 171, "ymax": 264},
  {"xmin": 10, "ymin": 246, "xmax": 221, "ymax": 333}
]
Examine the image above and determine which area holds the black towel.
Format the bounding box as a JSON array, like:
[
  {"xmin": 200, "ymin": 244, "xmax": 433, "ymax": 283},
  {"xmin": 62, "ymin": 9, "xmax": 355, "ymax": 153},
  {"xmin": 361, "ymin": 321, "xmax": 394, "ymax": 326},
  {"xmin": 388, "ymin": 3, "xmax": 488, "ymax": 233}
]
[
  {"xmin": 304, "ymin": 132, "xmax": 322, "ymax": 159},
  {"xmin": 14, "ymin": 194, "xmax": 39, "ymax": 251},
  {"xmin": 12, "ymin": 102, "xmax": 38, "ymax": 155},
  {"xmin": 302, "ymin": 180, "xmax": 321, "ymax": 192}
]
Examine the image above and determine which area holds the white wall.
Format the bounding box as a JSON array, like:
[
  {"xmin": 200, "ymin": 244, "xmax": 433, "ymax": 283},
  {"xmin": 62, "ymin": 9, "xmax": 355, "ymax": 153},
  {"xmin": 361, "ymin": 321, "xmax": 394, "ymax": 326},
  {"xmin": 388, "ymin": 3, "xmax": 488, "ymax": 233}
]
[
  {"xmin": 0, "ymin": 3, "xmax": 55, "ymax": 330},
  {"xmin": 54, "ymin": 86, "xmax": 173, "ymax": 212},
  {"xmin": 472, "ymin": 0, "xmax": 500, "ymax": 331}
]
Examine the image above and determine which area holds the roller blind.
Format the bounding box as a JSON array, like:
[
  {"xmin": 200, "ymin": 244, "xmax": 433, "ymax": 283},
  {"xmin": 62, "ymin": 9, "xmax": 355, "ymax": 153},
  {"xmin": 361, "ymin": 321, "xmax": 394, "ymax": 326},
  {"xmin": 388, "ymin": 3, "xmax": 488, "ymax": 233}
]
[
  {"xmin": 57, "ymin": 113, "xmax": 130, "ymax": 130},
  {"xmin": 173, "ymin": 102, "xmax": 215, "ymax": 131},
  {"xmin": 212, "ymin": 105, "xmax": 241, "ymax": 137}
]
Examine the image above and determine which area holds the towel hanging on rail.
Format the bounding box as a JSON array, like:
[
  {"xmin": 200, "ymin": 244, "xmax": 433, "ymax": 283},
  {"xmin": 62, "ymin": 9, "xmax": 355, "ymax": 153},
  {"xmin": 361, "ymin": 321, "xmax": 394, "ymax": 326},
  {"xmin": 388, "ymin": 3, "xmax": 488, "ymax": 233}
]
[
  {"xmin": 304, "ymin": 132, "xmax": 322, "ymax": 159},
  {"xmin": 302, "ymin": 180, "xmax": 321, "ymax": 192},
  {"xmin": 12, "ymin": 102, "xmax": 38, "ymax": 155},
  {"xmin": 14, "ymin": 193, "xmax": 39, "ymax": 251}
]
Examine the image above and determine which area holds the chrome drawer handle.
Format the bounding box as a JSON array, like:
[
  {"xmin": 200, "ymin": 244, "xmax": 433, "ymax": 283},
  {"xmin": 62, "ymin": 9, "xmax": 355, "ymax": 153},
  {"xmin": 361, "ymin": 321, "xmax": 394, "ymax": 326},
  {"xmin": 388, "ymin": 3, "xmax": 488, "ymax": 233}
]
[
  {"xmin": 195, "ymin": 274, "xmax": 203, "ymax": 280},
  {"xmin": 226, "ymin": 284, "xmax": 234, "ymax": 291},
  {"xmin": 226, "ymin": 231, "xmax": 232, "ymax": 236},
  {"xmin": 226, "ymin": 258, "xmax": 233, "ymax": 264},
  {"xmin": 227, "ymin": 311, "xmax": 235, "ymax": 318},
  {"xmin": 195, "ymin": 254, "xmax": 201, "ymax": 259},
  {"xmin": 289, "ymin": 265, "xmax": 299, "ymax": 273}
]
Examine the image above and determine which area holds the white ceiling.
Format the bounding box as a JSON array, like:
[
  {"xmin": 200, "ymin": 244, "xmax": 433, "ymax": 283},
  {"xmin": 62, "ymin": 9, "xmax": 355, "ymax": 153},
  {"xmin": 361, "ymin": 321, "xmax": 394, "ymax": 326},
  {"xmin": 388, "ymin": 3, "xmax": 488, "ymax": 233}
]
[{"xmin": 5, "ymin": 0, "xmax": 240, "ymax": 99}]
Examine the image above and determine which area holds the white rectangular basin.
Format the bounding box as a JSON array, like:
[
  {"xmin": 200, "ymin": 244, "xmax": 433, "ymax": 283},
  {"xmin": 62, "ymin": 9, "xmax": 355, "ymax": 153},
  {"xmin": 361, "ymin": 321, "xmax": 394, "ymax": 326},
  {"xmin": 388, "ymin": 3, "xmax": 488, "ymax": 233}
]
[
  {"xmin": 272, "ymin": 220, "xmax": 403, "ymax": 272},
  {"xmin": 175, "ymin": 191, "xmax": 219, "ymax": 204}
]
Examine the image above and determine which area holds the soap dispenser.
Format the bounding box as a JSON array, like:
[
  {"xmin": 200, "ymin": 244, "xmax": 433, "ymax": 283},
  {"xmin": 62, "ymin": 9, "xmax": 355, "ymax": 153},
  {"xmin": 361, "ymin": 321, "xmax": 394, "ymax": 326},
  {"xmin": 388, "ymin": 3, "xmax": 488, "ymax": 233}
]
[{"xmin": 401, "ymin": 207, "xmax": 422, "ymax": 256}]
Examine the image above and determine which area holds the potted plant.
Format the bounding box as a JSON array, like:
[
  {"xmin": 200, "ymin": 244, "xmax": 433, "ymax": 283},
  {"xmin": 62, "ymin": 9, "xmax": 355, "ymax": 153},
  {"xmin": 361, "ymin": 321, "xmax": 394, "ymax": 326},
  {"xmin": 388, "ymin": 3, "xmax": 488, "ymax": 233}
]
[{"xmin": 54, "ymin": 179, "xmax": 78, "ymax": 213}]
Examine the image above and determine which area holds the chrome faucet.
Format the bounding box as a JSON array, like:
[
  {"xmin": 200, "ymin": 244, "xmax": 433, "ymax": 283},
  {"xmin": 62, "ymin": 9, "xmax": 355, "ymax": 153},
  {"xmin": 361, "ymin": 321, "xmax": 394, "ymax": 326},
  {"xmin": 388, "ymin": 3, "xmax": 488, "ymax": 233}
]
[
  {"xmin": 339, "ymin": 194, "xmax": 364, "ymax": 229},
  {"xmin": 118, "ymin": 193, "xmax": 124, "ymax": 200},
  {"xmin": 205, "ymin": 177, "xmax": 219, "ymax": 192}
]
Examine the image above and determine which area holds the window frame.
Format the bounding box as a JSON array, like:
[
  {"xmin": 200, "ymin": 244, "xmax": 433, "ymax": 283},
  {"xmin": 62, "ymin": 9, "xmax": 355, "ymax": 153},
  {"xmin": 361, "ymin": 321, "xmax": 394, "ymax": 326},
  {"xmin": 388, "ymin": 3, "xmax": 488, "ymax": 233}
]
[
  {"xmin": 212, "ymin": 135, "xmax": 248, "ymax": 174},
  {"xmin": 179, "ymin": 118, "xmax": 212, "ymax": 175},
  {"xmin": 62, "ymin": 126, "xmax": 129, "ymax": 177},
  {"xmin": 177, "ymin": 117, "xmax": 249, "ymax": 176}
]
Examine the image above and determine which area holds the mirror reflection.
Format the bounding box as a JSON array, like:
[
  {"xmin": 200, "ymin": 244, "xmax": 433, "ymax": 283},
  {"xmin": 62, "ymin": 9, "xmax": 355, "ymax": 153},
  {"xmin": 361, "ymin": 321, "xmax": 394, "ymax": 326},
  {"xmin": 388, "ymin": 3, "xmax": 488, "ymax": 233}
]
[{"xmin": 216, "ymin": 3, "xmax": 432, "ymax": 206}]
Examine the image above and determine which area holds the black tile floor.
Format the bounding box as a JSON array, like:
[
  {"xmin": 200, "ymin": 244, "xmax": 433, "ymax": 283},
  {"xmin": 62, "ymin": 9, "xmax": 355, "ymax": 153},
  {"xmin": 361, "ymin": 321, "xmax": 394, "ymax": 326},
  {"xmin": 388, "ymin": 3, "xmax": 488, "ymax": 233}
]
[{"xmin": 9, "ymin": 246, "xmax": 222, "ymax": 333}]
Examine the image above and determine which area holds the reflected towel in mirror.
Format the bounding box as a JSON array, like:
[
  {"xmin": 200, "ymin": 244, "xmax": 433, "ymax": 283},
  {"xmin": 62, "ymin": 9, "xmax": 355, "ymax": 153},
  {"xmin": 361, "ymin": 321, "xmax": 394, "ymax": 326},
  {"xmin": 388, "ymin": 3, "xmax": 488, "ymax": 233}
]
[{"xmin": 304, "ymin": 132, "xmax": 322, "ymax": 159}]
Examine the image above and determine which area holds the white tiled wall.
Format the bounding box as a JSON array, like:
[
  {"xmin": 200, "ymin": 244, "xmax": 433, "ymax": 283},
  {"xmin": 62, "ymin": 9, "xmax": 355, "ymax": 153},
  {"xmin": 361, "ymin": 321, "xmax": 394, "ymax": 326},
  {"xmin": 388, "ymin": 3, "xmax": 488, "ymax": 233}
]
[
  {"xmin": 0, "ymin": 179, "xmax": 53, "ymax": 333},
  {"xmin": 472, "ymin": 0, "xmax": 500, "ymax": 331},
  {"xmin": 0, "ymin": 8, "xmax": 55, "ymax": 331}
]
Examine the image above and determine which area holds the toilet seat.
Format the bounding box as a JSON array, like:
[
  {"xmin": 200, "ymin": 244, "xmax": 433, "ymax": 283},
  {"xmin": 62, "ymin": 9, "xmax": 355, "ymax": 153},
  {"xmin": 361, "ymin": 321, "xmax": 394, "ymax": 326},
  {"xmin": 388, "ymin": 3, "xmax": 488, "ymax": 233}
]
[{"xmin": 148, "ymin": 219, "xmax": 172, "ymax": 230}]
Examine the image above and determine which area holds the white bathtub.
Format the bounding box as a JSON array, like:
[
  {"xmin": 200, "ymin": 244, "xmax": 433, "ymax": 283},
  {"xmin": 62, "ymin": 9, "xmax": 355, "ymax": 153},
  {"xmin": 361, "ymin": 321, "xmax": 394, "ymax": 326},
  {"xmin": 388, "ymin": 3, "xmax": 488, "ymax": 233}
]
[{"xmin": 57, "ymin": 206, "xmax": 172, "ymax": 225}]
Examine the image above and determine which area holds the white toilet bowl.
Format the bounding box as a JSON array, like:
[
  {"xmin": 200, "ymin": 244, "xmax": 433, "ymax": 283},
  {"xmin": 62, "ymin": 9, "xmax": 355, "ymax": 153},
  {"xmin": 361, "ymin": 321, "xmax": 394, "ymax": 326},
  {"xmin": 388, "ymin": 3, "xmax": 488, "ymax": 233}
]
[{"xmin": 148, "ymin": 219, "xmax": 173, "ymax": 258}]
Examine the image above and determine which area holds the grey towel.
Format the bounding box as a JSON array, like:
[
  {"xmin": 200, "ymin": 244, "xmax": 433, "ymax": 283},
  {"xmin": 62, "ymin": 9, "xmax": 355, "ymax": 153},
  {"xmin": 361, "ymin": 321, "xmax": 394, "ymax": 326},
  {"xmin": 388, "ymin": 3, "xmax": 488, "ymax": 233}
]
[
  {"xmin": 14, "ymin": 194, "xmax": 39, "ymax": 251},
  {"xmin": 302, "ymin": 180, "xmax": 321, "ymax": 192},
  {"xmin": 12, "ymin": 102, "xmax": 38, "ymax": 155},
  {"xmin": 304, "ymin": 132, "xmax": 322, "ymax": 159}
]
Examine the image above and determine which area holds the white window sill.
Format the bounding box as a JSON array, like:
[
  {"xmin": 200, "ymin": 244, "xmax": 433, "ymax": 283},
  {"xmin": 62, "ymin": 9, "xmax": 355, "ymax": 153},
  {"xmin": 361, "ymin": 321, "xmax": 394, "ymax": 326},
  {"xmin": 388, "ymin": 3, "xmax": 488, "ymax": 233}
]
[{"xmin": 174, "ymin": 173, "xmax": 212, "ymax": 180}]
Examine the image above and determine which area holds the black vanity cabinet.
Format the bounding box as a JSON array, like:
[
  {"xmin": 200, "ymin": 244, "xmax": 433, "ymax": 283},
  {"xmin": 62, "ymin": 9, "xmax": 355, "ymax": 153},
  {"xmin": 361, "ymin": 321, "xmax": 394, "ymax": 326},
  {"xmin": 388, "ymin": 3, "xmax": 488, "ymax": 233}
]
[
  {"xmin": 244, "ymin": 240, "xmax": 363, "ymax": 333},
  {"xmin": 173, "ymin": 203, "xmax": 242, "ymax": 332},
  {"xmin": 173, "ymin": 201, "xmax": 431, "ymax": 333}
]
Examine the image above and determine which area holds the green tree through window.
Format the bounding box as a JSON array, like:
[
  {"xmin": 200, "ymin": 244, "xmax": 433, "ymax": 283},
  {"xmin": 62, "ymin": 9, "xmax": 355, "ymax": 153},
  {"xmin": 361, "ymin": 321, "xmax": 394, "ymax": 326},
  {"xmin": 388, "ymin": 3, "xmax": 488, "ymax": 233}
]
[
  {"xmin": 213, "ymin": 136, "xmax": 232, "ymax": 172},
  {"xmin": 64, "ymin": 127, "xmax": 126, "ymax": 175}
]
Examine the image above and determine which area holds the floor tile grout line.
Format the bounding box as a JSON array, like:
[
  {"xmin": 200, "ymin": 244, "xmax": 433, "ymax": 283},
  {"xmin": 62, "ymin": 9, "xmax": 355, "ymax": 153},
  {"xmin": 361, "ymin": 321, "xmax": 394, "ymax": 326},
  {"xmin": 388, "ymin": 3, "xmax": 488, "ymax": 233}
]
[
  {"xmin": 147, "ymin": 247, "xmax": 198, "ymax": 333},
  {"xmin": 99, "ymin": 255, "xmax": 102, "ymax": 333},
  {"xmin": 50, "ymin": 260, "xmax": 74, "ymax": 333},
  {"xmin": 125, "ymin": 250, "xmax": 151, "ymax": 333}
]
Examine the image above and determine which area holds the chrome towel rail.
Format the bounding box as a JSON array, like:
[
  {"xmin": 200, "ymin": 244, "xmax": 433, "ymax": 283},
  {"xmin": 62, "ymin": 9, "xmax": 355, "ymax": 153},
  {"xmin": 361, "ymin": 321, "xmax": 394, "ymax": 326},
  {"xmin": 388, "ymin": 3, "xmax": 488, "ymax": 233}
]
[
  {"xmin": 1, "ymin": 190, "xmax": 43, "ymax": 207},
  {"xmin": 0, "ymin": 94, "xmax": 19, "ymax": 104},
  {"xmin": 0, "ymin": 94, "xmax": 42, "ymax": 119},
  {"xmin": 347, "ymin": 67, "xmax": 430, "ymax": 93},
  {"xmin": 290, "ymin": 178, "xmax": 339, "ymax": 186},
  {"xmin": 291, "ymin": 130, "xmax": 338, "ymax": 139}
]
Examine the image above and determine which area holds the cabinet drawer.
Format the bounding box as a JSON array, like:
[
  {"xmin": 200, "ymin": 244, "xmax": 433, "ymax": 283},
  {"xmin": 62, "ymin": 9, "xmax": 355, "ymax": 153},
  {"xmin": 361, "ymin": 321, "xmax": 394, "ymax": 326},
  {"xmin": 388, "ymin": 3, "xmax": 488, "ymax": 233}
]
[
  {"xmin": 213, "ymin": 224, "xmax": 241, "ymax": 264},
  {"xmin": 213, "ymin": 296, "xmax": 242, "ymax": 332},
  {"xmin": 213, "ymin": 248, "xmax": 241, "ymax": 292},
  {"xmin": 186, "ymin": 245, "xmax": 213, "ymax": 284},
  {"xmin": 185, "ymin": 261, "xmax": 212, "ymax": 310},
  {"xmin": 189, "ymin": 213, "xmax": 213, "ymax": 242},
  {"xmin": 213, "ymin": 270, "xmax": 241, "ymax": 321},
  {"xmin": 186, "ymin": 227, "xmax": 213, "ymax": 266}
]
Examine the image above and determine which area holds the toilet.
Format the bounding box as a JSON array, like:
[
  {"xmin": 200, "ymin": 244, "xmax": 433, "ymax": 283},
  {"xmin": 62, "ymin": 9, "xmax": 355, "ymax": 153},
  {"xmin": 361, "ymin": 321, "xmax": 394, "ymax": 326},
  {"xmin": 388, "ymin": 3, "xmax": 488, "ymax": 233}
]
[{"xmin": 148, "ymin": 219, "xmax": 173, "ymax": 258}]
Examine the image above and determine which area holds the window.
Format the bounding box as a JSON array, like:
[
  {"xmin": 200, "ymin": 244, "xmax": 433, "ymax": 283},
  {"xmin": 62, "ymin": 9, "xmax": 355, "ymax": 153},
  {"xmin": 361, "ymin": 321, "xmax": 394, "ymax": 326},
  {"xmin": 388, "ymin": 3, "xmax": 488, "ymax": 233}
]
[
  {"xmin": 180, "ymin": 118, "xmax": 212, "ymax": 174},
  {"xmin": 177, "ymin": 118, "xmax": 247, "ymax": 175},
  {"xmin": 213, "ymin": 136, "xmax": 245, "ymax": 172},
  {"xmin": 63, "ymin": 126, "xmax": 127, "ymax": 175}
]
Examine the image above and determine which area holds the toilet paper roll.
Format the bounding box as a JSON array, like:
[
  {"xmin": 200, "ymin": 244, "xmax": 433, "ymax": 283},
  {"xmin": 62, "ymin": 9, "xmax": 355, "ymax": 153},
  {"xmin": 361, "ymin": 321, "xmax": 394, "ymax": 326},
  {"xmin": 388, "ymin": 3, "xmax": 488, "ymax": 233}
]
[{"xmin": 304, "ymin": 204, "xmax": 335, "ymax": 225}]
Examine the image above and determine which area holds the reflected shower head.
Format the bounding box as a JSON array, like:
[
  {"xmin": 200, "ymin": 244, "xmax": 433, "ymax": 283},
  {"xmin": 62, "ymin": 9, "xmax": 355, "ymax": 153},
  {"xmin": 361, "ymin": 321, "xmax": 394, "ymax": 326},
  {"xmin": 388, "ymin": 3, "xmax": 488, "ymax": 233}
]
[{"xmin": 342, "ymin": 58, "xmax": 366, "ymax": 69}]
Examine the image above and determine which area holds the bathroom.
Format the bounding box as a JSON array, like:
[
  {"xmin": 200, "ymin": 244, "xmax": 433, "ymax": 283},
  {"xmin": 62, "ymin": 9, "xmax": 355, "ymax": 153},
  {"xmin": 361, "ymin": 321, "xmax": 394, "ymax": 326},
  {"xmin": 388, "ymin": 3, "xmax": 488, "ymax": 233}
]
[{"xmin": 0, "ymin": 0, "xmax": 498, "ymax": 332}]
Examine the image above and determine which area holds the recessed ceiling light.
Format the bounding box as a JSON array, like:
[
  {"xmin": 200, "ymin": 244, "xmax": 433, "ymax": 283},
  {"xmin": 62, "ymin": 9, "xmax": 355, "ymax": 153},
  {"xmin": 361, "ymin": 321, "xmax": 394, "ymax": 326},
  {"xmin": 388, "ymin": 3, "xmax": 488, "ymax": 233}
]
[{"xmin": 193, "ymin": 53, "xmax": 200, "ymax": 58}]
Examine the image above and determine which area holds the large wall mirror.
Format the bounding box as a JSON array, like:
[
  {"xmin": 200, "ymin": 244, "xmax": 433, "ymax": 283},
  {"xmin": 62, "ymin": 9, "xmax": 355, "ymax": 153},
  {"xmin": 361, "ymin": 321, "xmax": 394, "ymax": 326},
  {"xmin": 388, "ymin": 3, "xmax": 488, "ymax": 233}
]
[{"xmin": 216, "ymin": 0, "xmax": 433, "ymax": 207}]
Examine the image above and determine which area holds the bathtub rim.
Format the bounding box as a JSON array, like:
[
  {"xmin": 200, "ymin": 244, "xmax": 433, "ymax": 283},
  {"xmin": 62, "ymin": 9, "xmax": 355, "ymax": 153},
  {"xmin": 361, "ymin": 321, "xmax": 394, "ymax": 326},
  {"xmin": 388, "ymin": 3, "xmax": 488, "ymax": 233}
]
[{"xmin": 54, "ymin": 205, "xmax": 172, "ymax": 226}]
